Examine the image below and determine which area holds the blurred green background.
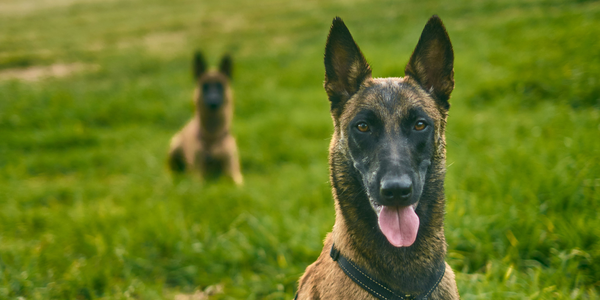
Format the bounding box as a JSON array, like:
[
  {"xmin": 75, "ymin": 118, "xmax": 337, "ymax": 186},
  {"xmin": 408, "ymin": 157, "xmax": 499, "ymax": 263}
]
[{"xmin": 0, "ymin": 0, "xmax": 599, "ymax": 299}]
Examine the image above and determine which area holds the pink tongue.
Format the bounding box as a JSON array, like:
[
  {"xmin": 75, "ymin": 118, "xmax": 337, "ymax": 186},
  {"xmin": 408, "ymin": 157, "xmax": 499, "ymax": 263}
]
[{"xmin": 378, "ymin": 206, "xmax": 419, "ymax": 247}]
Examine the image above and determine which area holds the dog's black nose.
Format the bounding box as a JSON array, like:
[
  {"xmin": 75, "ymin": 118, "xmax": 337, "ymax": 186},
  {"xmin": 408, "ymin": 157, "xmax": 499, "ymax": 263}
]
[{"xmin": 380, "ymin": 175, "xmax": 413, "ymax": 203}]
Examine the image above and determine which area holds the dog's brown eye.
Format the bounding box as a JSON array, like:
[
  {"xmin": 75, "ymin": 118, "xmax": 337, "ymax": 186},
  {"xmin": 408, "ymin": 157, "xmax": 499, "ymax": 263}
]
[
  {"xmin": 414, "ymin": 121, "xmax": 427, "ymax": 131},
  {"xmin": 357, "ymin": 122, "xmax": 370, "ymax": 132}
]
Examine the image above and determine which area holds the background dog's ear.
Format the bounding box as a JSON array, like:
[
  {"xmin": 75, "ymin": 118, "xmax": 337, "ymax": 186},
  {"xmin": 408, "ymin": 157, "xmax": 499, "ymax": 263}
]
[
  {"xmin": 405, "ymin": 15, "xmax": 454, "ymax": 110},
  {"xmin": 324, "ymin": 17, "xmax": 372, "ymax": 115},
  {"xmin": 194, "ymin": 51, "xmax": 207, "ymax": 79},
  {"xmin": 219, "ymin": 54, "xmax": 233, "ymax": 79}
]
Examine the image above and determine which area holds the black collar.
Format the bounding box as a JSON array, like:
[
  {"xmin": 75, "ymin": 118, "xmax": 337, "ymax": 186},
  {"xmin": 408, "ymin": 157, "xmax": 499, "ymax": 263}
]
[{"xmin": 329, "ymin": 244, "xmax": 445, "ymax": 300}]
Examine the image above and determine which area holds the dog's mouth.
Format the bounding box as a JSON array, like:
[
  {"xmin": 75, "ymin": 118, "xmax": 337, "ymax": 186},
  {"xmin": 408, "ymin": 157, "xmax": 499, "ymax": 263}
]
[
  {"xmin": 206, "ymin": 102, "xmax": 222, "ymax": 110},
  {"xmin": 370, "ymin": 200, "xmax": 419, "ymax": 248}
]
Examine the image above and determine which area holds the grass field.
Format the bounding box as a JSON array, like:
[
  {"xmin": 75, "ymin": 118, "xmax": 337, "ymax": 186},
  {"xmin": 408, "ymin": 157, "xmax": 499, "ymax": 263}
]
[{"xmin": 1, "ymin": 0, "xmax": 599, "ymax": 299}]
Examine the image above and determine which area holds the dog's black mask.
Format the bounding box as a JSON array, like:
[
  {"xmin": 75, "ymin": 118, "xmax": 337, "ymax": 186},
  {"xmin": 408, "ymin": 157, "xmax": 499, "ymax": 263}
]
[
  {"xmin": 202, "ymin": 81, "xmax": 224, "ymax": 110},
  {"xmin": 347, "ymin": 99, "xmax": 435, "ymax": 210}
]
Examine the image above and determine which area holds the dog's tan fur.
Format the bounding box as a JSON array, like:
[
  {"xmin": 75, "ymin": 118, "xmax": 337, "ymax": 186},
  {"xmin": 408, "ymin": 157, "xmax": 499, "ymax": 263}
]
[
  {"xmin": 296, "ymin": 16, "xmax": 459, "ymax": 299},
  {"xmin": 168, "ymin": 53, "xmax": 243, "ymax": 185}
]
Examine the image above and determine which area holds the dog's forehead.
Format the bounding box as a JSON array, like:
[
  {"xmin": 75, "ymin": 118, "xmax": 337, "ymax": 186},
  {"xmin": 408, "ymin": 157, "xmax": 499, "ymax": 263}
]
[
  {"xmin": 199, "ymin": 70, "xmax": 228, "ymax": 83},
  {"xmin": 342, "ymin": 77, "xmax": 440, "ymax": 121}
]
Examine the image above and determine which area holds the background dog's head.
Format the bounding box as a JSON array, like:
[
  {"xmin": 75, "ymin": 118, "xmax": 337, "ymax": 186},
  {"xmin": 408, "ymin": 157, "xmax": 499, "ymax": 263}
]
[
  {"xmin": 193, "ymin": 52, "xmax": 234, "ymax": 132},
  {"xmin": 193, "ymin": 52, "xmax": 233, "ymax": 112},
  {"xmin": 325, "ymin": 16, "xmax": 454, "ymax": 248}
]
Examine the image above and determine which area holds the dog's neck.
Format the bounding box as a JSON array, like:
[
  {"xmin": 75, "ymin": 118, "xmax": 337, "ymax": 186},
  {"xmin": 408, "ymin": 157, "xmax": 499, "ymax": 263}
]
[
  {"xmin": 194, "ymin": 107, "xmax": 231, "ymax": 142},
  {"xmin": 329, "ymin": 133, "xmax": 448, "ymax": 295}
]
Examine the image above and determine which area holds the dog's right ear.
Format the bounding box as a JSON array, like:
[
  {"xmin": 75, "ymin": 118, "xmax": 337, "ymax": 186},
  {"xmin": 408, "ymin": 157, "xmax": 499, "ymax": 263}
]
[
  {"xmin": 405, "ymin": 15, "xmax": 454, "ymax": 110},
  {"xmin": 219, "ymin": 54, "xmax": 233, "ymax": 79},
  {"xmin": 324, "ymin": 17, "xmax": 372, "ymax": 115},
  {"xmin": 193, "ymin": 51, "xmax": 207, "ymax": 79}
]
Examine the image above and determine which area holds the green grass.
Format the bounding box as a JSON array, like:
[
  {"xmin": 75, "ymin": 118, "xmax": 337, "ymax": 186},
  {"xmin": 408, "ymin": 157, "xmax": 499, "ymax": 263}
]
[{"xmin": 1, "ymin": 0, "xmax": 599, "ymax": 299}]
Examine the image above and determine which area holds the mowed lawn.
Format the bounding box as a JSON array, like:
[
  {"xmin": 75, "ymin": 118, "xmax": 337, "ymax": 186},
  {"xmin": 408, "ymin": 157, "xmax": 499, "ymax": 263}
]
[{"xmin": 1, "ymin": 0, "xmax": 599, "ymax": 299}]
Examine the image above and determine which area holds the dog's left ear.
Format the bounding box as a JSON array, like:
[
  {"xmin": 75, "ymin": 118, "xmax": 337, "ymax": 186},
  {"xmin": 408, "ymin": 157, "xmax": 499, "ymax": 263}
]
[
  {"xmin": 405, "ymin": 15, "xmax": 454, "ymax": 110},
  {"xmin": 194, "ymin": 51, "xmax": 207, "ymax": 79},
  {"xmin": 324, "ymin": 17, "xmax": 372, "ymax": 116},
  {"xmin": 219, "ymin": 54, "xmax": 233, "ymax": 79}
]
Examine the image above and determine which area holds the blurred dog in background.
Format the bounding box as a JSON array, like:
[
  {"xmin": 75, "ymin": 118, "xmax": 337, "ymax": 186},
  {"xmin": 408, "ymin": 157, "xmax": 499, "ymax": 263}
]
[{"xmin": 168, "ymin": 52, "xmax": 243, "ymax": 185}]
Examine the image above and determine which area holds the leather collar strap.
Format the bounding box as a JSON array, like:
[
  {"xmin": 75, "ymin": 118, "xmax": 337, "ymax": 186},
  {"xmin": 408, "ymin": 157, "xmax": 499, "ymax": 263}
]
[{"xmin": 329, "ymin": 244, "xmax": 445, "ymax": 300}]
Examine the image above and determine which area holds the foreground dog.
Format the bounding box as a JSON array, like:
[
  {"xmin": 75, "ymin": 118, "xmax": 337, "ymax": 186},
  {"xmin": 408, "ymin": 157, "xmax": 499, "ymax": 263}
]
[
  {"xmin": 168, "ymin": 52, "xmax": 243, "ymax": 185},
  {"xmin": 296, "ymin": 16, "xmax": 459, "ymax": 299}
]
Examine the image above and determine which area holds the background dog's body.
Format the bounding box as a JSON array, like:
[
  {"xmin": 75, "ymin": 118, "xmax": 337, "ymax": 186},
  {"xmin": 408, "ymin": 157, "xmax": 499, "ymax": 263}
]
[
  {"xmin": 297, "ymin": 16, "xmax": 459, "ymax": 299},
  {"xmin": 168, "ymin": 53, "xmax": 243, "ymax": 185}
]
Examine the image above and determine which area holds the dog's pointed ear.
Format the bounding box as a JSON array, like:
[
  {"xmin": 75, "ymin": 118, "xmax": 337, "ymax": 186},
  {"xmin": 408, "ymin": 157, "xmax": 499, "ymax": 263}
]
[
  {"xmin": 194, "ymin": 51, "xmax": 207, "ymax": 79},
  {"xmin": 219, "ymin": 54, "xmax": 233, "ymax": 79},
  {"xmin": 324, "ymin": 17, "xmax": 372, "ymax": 115},
  {"xmin": 405, "ymin": 15, "xmax": 454, "ymax": 110}
]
